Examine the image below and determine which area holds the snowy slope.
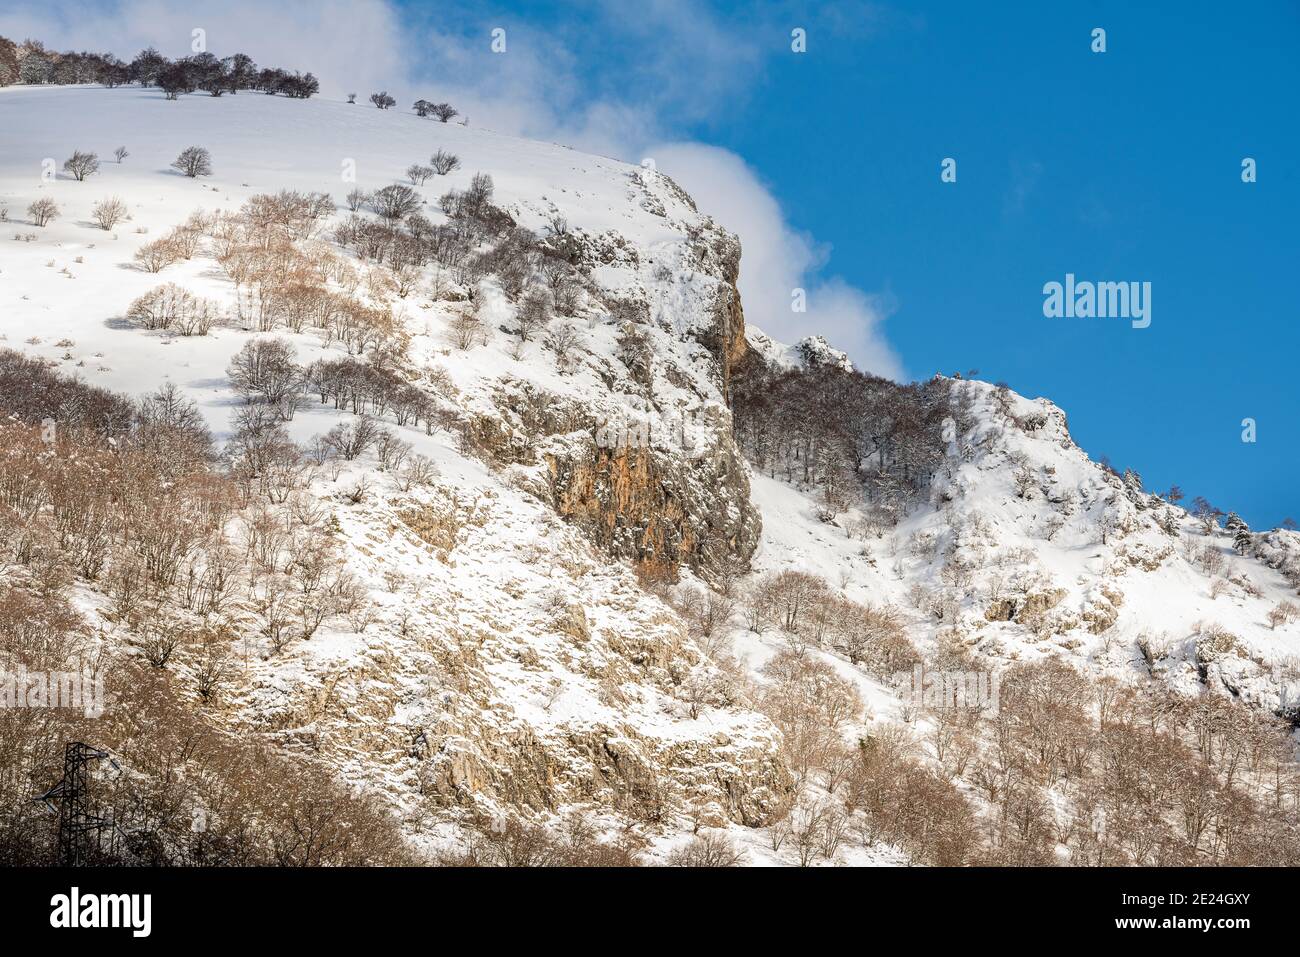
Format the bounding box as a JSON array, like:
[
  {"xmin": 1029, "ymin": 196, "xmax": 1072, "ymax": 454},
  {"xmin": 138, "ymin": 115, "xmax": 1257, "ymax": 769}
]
[
  {"xmin": 0, "ymin": 84, "xmax": 725, "ymax": 440},
  {"xmin": 2, "ymin": 84, "xmax": 1295, "ymax": 866},
  {"xmin": 0, "ymin": 84, "xmax": 787, "ymax": 859},
  {"xmin": 738, "ymin": 345, "xmax": 1300, "ymax": 719}
]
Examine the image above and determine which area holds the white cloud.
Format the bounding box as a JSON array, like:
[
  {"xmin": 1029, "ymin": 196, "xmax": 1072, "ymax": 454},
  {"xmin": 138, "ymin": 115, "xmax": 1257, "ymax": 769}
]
[
  {"xmin": 647, "ymin": 143, "xmax": 903, "ymax": 379},
  {"xmin": 0, "ymin": 0, "xmax": 405, "ymax": 98}
]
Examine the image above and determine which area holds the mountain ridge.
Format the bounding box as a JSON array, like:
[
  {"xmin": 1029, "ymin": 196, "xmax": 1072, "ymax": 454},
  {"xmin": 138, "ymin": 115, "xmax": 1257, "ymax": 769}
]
[{"xmin": 0, "ymin": 85, "xmax": 1296, "ymax": 866}]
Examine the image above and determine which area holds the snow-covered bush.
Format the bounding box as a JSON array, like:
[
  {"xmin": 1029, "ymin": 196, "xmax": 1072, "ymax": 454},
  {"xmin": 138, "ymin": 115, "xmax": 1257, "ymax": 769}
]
[
  {"xmin": 370, "ymin": 184, "xmax": 419, "ymax": 222},
  {"xmin": 171, "ymin": 145, "xmax": 212, "ymax": 178},
  {"xmin": 430, "ymin": 149, "xmax": 461, "ymax": 175},
  {"xmin": 226, "ymin": 337, "xmax": 302, "ymax": 407},
  {"xmin": 133, "ymin": 237, "xmax": 181, "ymax": 272},
  {"xmin": 91, "ymin": 195, "xmax": 128, "ymax": 230},
  {"xmin": 62, "ymin": 149, "xmax": 99, "ymax": 181},
  {"xmin": 126, "ymin": 283, "xmax": 216, "ymax": 334},
  {"xmin": 406, "ymin": 163, "xmax": 433, "ymax": 185},
  {"xmin": 27, "ymin": 196, "xmax": 58, "ymax": 226}
]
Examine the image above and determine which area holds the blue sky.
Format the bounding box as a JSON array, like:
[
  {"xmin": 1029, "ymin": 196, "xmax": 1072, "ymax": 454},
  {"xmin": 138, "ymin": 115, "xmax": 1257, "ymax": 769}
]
[{"xmin": 9, "ymin": 0, "xmax": 1298, "ymax": 527}]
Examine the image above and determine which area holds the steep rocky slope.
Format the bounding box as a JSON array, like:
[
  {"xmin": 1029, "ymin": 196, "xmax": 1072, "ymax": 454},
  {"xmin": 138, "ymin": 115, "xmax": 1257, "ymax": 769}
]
[
  {"xmin": 1, "ymin": 85, "xmax": 1295, "ymax": 865},
  {"xmin": 738, "ymin": 357, "xmax": 1300, "ymax": 716},
  {"xmin": 0, "ymin": 85, "xmax": 784, "ymax": 856}
]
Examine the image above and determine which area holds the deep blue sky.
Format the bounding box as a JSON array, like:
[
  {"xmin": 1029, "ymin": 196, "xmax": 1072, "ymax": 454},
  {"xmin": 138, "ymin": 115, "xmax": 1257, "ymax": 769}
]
[{"xmin": 390, "ymin": 0, "xmax": 1298, "ymax": 526}]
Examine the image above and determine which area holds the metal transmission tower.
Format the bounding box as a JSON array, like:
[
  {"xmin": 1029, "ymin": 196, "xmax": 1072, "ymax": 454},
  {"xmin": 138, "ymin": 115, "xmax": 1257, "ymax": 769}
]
[{"xmin": 34, "ymin": 741, "xmax": 123, "ymax": 866}]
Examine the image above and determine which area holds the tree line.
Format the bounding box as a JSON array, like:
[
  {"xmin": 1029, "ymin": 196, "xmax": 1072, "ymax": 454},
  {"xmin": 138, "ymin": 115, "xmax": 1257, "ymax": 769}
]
[
  {"xmin": 731, "ymin": 352, "xmax": 961, "ymax": 524},
  {"xmin": 0, "ymin": 37, "xmax": 318, "ymax": 99}
]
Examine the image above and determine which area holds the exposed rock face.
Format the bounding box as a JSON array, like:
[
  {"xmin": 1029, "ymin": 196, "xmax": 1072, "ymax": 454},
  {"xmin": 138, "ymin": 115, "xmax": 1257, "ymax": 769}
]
[
  {"xmin": 545, "ymin": 436, "xmax": 761, "ymax": 583},
  {"xmin": 464, "ymin": 385, "xmax": 762, "ymax": 582},
  {"xmin": 983, "ymin": 587, "xmax": 1068, "ymax": 624},
  {"xmin": 246, "ymin": 482, "xmax": 792, "ymax": 832},
  {"xmin": 685, "ymin": 218, "xmax": 749, "ymax": 401},
  {"xmin": 419, "ymin": 721, "xmax": 791, "ymax": 827},
  {"xmin": 456, "ymin": 177, "xmax": 764, "ymax": 582}
]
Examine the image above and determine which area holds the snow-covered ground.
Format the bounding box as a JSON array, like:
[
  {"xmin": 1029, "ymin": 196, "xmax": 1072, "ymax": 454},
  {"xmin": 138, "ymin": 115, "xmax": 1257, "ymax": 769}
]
[
  {"xmin": 1, "ymin": 83, "xmax": 790, "ymax": 858},
  {"xmin": 0, "ymin": 84, "xmax": 720, "ymax": 443},
  {"xmin": 2, "ymin": 84, "xmax": 1296, "ymax": 865},
  {"xmin": 742, "ymin": 367, "xmax": 1300, "ymax": 712}
]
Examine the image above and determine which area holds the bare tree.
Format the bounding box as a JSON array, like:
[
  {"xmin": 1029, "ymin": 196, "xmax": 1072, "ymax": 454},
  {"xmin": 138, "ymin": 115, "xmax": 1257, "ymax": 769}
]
[
  {"xmin": 91, "ymin": 196, "xmax": 129, "ymax": 230},
  {"xmin": 63, "ymin": 150, "xmax": 100, "ymax": 181},
  {"xmin": 172, "ymin": 145, "xmax": 213, "ymax": 178},
  {"xmin": 369, "ymin": 91, "xmax": 396, "ymax": 109},
  {"xmin": 515, "ymin": 287, "xmax": 552, "ymax": 342},
  {"xmin": 429, "ymin": 102, "xmax": 458, "ymax": 123},
  {"xmin": 543, "ymin": 321, "xmax": 582, "ymax": 374},
  {"xmin": 665, "ymin": 832, "xmax": 745, "ymax": 867},
  {"xmin": 136, "ymin": 618, "xmax": 184, "ymax": 668},
  {"xmin": 1269, "ymin": 600, "xmax": 1298, "ymax": 631},
  {"xmin": 448, "ymin": 309, "xmax": 485, "ymax": 350},
  {"xmin": 113, "ymin": 145, "xmax": 129, "ymax": 163},
  {"xmin": 371, "ymin": 184, "xmax": 420, "ymax": 222},
  {"xmin": 226, "ymin": 337, "xmax": 302, "ymax": 407},
  {"xmin": 133, "ymin": 238, "xmax": 181, "ymax": 272},
  {"xmin": 345, "ymin": 188, "xmax": 370, "ymax": 212},
  {"xmin": 430, "ymin": 149, "xmax": 460, "ymax": 175},
  {"xmin": 463, "ymin": 172, "xmax": 494, "ymax": 215},
  {"xmin": 406, "ymin": 164, "xmax": 433, "ymax": 186},
  {"xmin": 27, "ymin": 197, "xmax": 59, "ymax": 227},
  {"xmin": 325, "ymin": 416, "xmax": 381, "ymax": 460},
  {"xmin": 193, "ymin": 634, "xmax": 235, "ymax": 700}
]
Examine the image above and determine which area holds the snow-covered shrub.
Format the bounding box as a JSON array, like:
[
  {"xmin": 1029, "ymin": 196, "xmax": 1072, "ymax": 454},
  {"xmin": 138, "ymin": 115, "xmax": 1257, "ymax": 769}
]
[
  {"xmin": 1193, "ymin": 622, "xmax": 1243, "ymax": 666},
  {"xmin": 171, "ymin": 145, "xmax": 212, "ymax": 178},
  {"xmin": 133, "ymin": 237, "xmax": 181, "ymax": 272},
  {"xmin": 370, "ymin": 184, "xmax": 420, "ymax": 222},
  {"xmin": 374, "ymin": 429, "xmax": 411, "ymax": 471},
  {"xmin": 91, "ymin": 195, "xmax": 128, "ymax": 230},
  {"xmin": 27, "ymin": 196, "xmax": 58, "ymax": 227},
  {"xmin": 396, "ymin": 453, "xmax": 439, "ymax": 491},
  {"xmin": 435, "ymin": 813, "xmax": 644, "ymax": 867},
  {"xmin": 165, "ymin": 223, "xmax": 204, "ymax": 259},
  {"xmin": 759, "ymin": 647, "xmax": 861, "ymax": 785},
  {"xmin": 665, "ymin": 831, "xmax": 744, "ymax": 867},
  {"xmin": 448, "ymin": 307, "xmax": 485, "ymax": 350},
  {"xmin": 242, "ymin": 190, "xmax": 334, "ymax": 240},
  {"xmin": 429, "ymin": 102, "xmax": 458, "ymax": 122},
  {"xmin": 430, "ymin": 149, "xmax": 460, "ymax": 175},
  {"xmin": 1268, "ymin": 600, "xmax": 1299, "ymax": 630},
  {"xmin": 226, "ymin": 337, "xmax": 302, "ymax": 407},
  {"xmin": 406, "ymin": 163, "xmax": 433, "ymax": 185},
  {"xmin": 62, "ymin": 149, "xmax": 99, "ymax": 181},
  {"xmin": 126, "ymin": 283, "xmax": 216, "ymax": 334},
  {"xmin": 845, "ymin": 726, "xmax": 979, "ymax": 865},
  {"xmin": 324, "ymin": 416, "xmax": 381, "ymax": 460},
  {"xmin": 514, "ymin": 286, "xmax": 553, "ymax": 341},
  {"xmin": 345, "ymin": 188, "xmax": 370, "ymax": 212}
]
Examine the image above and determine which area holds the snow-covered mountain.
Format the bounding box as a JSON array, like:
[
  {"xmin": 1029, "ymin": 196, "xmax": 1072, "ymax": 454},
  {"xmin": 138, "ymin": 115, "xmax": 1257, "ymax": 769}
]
[{"xmin": 1, "ymin": 84, "xmax": 1296, "ymax": 866}]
